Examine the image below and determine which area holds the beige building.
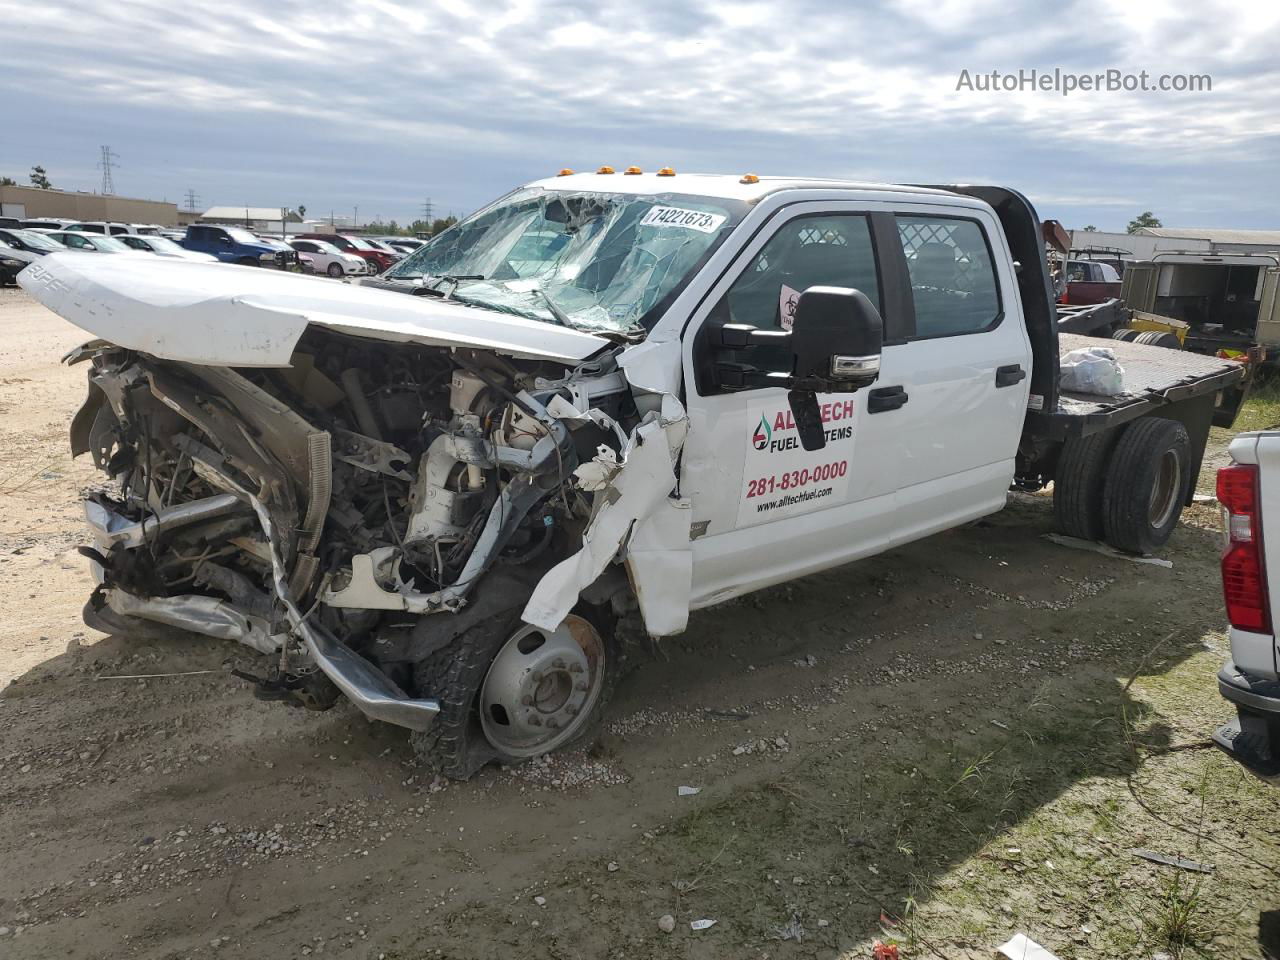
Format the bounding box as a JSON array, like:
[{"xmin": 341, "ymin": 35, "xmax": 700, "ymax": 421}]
[{"xmin": 0, "ymin": 184, "xmax": 179, "ymax": 225}]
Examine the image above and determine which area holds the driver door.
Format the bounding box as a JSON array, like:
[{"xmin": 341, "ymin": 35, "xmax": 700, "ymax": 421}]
[{"xmin": 680, "ymin": 202, "xmax": 901, "ymax": 608}]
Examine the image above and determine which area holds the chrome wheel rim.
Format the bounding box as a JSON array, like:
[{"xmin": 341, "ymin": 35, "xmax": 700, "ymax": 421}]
[
  {"xmin": 479, "ymin": 615, "xmax": 605, "ymax": 757},
  {"xmin": 1149, "ymin": 448, "xmax": 1183, "ymax": 529}
]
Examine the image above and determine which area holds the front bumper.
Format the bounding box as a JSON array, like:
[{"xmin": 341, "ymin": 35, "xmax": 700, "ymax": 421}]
[
  {"xmin": 82, "ymin": 493, "xmax": 440, "ymax": 732},
  {"xmin": 1213, "ymin": 660, "xmax": 1280, "ymax": 784}
]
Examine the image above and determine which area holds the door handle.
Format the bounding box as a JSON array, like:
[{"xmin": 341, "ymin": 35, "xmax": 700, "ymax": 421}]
[
  {"xmin": 867, "ymin": 385, "xmax": 908, "ymax": 413},
  {"xmin": 995, "ymin": 364, "xmax": 1026, "ymax": 388}
]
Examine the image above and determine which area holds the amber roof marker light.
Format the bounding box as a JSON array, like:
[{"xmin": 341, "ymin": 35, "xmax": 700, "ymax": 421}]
[
  {"xmin": 624, "ymin": 166, "xmax": 643, "ymax": 175},
  {"xmin": 557, "ymin": 168, "xmax": 575, "ymax": 177},
  {"xmin": 657, "ymin": 167, "xmax": 676, "ymax": 176},
  {"xmin": 596, "ymin": 165, "xmax": 616, "ymax": 174},
  {"xmin": 740, "ymin": 173, "xmax": 760, "ymax": 184}
]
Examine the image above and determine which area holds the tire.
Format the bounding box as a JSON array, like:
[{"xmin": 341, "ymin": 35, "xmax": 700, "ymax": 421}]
[
  {"xmin": 1111, "ymin": 329, "xmax": 1139, "ymax": 342},
  {"xmin": 1053, "ymin": 429, "xmax": 1122, "ymax": 541},
  {"xmin": 326, "ymin": 262, "xmax": 344, "ymax": 278},
  {"xmin": 1101, "ymin": 418, "xmax": 1191, "ymax": 554},
  {"xmin": 410, "ymin": 604, "xmax": 619, "ymax": 779},
  {"xmin": 1136, "ymin": 330, "xmax": 1181, "ymax": 350}
]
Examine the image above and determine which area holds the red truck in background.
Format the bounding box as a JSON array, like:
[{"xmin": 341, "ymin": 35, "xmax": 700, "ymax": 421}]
[{"xmin": 1060, "ymin": 258, "xmax": 1123, "ymax": 305}]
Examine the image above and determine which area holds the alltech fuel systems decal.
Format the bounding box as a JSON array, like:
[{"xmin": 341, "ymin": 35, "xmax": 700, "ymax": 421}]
[{"xmin": 736, "ymin": 395, "xmax": 856, "ymax": 527}]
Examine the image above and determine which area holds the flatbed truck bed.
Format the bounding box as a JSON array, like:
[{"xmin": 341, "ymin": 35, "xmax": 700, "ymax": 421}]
[{"xmin": 1028, "ymin": 331, "xmax": 1247, "ymax": 440}]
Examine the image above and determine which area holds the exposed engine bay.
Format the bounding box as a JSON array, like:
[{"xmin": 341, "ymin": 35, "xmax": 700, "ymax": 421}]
[{"xmin": 70, "ymin": 326, "xmax": 690, "ymax": 771}]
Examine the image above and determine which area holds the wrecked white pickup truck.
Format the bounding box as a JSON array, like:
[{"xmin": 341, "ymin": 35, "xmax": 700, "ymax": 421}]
[{"xmin": 21, "ymin": 172, "xmax": 1248, "ymax": 778}]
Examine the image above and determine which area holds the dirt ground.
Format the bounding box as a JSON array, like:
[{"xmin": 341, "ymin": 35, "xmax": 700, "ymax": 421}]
[{"xmin": 1, "ymin": 286, "xmax": 1277, "ymax": 960}]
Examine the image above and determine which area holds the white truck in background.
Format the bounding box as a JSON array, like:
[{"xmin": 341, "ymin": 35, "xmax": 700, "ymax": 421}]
[
  {"xmin": 1214, "ymin": 432, "xmax": 1280, "ymax": 783},
  {"xmin": 18, "ymin": 172, "xmax": 1251, "ymax": 778}
]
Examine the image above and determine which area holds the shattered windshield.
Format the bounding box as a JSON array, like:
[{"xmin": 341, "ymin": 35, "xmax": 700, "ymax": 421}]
[{"xmin": 385, "ymin": 187, "xmax": 745, "ymax": 335}]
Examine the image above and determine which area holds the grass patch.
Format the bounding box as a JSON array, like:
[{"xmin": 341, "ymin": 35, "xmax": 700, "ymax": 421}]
[
  {"xmin": 570, "ymin": 651, "xmax": 1279, "ymax": 959},
  {"xmin": 1232, "ymin": 374, "xmax": 1280, "ymax": 434}
]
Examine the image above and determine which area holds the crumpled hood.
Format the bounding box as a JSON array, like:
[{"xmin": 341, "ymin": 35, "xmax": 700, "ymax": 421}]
[{"xmin": 18, "ymin": 252, "xmax": 611, "ymax": 366}]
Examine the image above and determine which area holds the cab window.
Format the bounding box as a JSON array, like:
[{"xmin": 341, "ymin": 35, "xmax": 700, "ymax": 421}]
[
  {"xmin": 896, "ymin": 216, "xmax": 1001, "ymax": 337},
  {"xmin": 715, "ymin": 214, "xmax": 881, "ymax": 333}
]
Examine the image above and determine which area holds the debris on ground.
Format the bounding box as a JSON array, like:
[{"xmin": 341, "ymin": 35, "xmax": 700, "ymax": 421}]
[
  {"xmin": 1129, "ymin": 848, "xmax": 1215, "ymax": 873},
  {"xmin": 690, "ymin": 918, "xmax": 717, "ymax": 931},
  {"xmin": 775, "ymin": 913, "xmax": 805, "ymax": 942},
  {"xmin": 677, "ymin": 785, "xmax": 701, "ymax": 796},
  {"xmin": 996, "ymin": 933, "xmax": 1061, "ymax": 960},
  {"xmin": 872, "ymin": 941, "xmax": 900, "ymax": 959},
  {"xmin": 1042, "ymin": 533, "xmax": 1173, "ymax": 568},
  {"xmin": 657, "ymin": 914, "xmax": 676, "ymax": 934}
]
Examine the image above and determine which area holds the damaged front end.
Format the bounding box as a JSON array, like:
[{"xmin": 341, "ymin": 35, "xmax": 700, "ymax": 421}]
[{"xmin": 69, "ymin": 328, "xmax": 689, "ymax": 758}]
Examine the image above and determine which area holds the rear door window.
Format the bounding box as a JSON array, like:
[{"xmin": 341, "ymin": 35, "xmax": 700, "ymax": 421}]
[{"xmin": 896, "ymin": 216, "xmax": 1002, "ymax": 338}]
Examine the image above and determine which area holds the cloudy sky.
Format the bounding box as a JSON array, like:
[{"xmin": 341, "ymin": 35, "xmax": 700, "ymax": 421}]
[{"xmin": 4, "ymin": 0, "xmax": 1278, "ymax": 231}]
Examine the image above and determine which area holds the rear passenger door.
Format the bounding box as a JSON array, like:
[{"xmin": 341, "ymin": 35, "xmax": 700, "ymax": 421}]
[{"xmin": 863, "ymin": 207, "xmax": 1032, "ymax": 540}]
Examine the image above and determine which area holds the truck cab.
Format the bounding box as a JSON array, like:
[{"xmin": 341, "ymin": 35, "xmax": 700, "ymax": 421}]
[{"xmin": 181, "ymin": 224, "xmax": 299, "ymax": 268}]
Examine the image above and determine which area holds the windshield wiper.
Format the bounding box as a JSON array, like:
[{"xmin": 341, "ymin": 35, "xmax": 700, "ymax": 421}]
[
  {"xmin": 415, "ymin": 274, "xmax": 485, "ymax": 299},
  {"xmin": 530, "ymin": 286, "xmax": 573, "ymax": 328}
]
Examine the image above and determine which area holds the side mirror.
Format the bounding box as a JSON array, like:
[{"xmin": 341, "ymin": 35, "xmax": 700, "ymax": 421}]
[
  {"xmin": 789, "ymin": 286, "xmax": 883, "ymax": 393},
  {"xmin": 710, "ymin": 285, "xmax": 883, "ymax": 450},
  {"xmin": 787, "ymin": 287, "xmax": 883, "ymax": 451}
]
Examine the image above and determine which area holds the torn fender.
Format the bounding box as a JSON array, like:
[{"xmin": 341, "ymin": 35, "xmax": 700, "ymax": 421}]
[{"xmin": 523, "ymin": 395, "xmax": 692, "ymax": 636}]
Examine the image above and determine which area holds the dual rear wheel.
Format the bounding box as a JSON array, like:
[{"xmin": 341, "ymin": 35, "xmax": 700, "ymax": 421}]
[{"xmin": 1053, "ymin": 417, "xmax": 1192, "ymax": 554}]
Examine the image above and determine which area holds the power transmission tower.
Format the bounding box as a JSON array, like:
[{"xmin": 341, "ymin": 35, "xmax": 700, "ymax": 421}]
[
  {"xmin": 184, "ymin": 188, "xmax": 200, "ymax": 213},
  {"xmin": 98, "ymin": 145, "xmax": 121, "ymax": 195},
  {"xmin": 421, "ymin": 198, "xmax": 433, "ymax": 222}
]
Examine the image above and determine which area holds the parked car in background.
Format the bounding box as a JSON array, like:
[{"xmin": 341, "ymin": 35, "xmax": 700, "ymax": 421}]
[
  {"xmin": 20, "ymin": 218, "xmax": 74, "ymax": 231},
  {"xmin": 1214, "ymin": 433, "xmax": 1280, "ymax": 784},
  {"xmin": 64, "ymin": 221, "xmax": 137, "ymax": 236},
  {"xmin": 0, "ymin": 227, "xmax": 68, "ymax": 261},
  {"xmin": 0, "ymin": 227, "xmax": 70, "ymax": 283},
  {"xmin": 1060, "ymin": 258, "xmax": 1123, "ymax": 306},
  {"xmin": 42, "ymin": 231, "xmax": 143, "ymax": 254},
  {"xmin": 0, "ymin": 217, "xmax": 20, "ymax": 229},
  {"xmin": 0, "ymin": 237, "xmax": 26, "ymax": 285},
  {"xmin": 132, "ymin": 224, "xmax": 166, "ymax": 236},
  {"xmin": 254, "ymin": 236, "xmax": 313, "ymax": 273},
  {"xmin": 181, "ymin": 224, "xmax": 301, "ymax": 269},
  {"xmin": 296, "ymin": 233, "xmax": 397, "ymax": 273},
  {"xmin": 159, "ymin": 229, "xmax": 188, "ymax": 242},
  {"xmin": 116, "ymin": 234, "xmax": 219, "ymax": 262},
  {"xmin": 289, "ymin": 238, "xmax": 369, "ymax": 278},
  {"xmin": 381, "ymin": 237, "xmax": 425, "ymax": 254},
  {"xmin": 361, "ymin": 237, "xmax": 405, "ymax": 260}
]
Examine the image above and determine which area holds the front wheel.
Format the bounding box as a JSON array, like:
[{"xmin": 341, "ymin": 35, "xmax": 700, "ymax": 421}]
[
  {"xmin": 410, "ymin": 606, "xmax": 618, "ymax": 779},
  {"xmin": 327, "ymin": 262, "xmax": 344, "ymax": 278}
]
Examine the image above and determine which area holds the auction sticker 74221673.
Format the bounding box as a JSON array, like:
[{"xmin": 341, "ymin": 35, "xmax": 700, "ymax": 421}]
[{"xmin": 735, "ymin": 395, "xmax": 857, "ymax": 528}]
